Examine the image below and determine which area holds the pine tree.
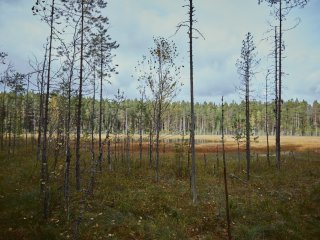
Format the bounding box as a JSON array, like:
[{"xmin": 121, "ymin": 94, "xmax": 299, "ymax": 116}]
[{"xmin": 236, "ymin": 32, "xmax": 259, "ymax": 181}]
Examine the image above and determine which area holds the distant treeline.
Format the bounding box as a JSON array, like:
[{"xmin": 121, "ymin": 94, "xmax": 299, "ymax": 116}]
[{"xmin": 0, "ymin": 91, "xmax": 318, "ymax": 140}]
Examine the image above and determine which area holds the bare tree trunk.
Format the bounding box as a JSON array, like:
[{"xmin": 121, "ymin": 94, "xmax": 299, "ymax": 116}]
[
  {"xmin": 139, "ymin": 117, "xmax": 143, "ymax": 167},
  {"xmin": 245, "ymin": 71, "xmax": 250, "ymax": 181},
  {"xmin": 12, "ymin": 89, "xmax": 17, "ymax": 156},
  {"xmin": 237, "ymin": 141, "xmax": 240, "ymax": 171},
  {"xmin": 64, "ymin": 95, "xmax": 71, "ymax": 220},
  {"xmin": 8, "ymin": 112, "xmax": 12, "ymax": 155},
  {"xmin": 149, "ymin": 124, "xmax": 153, "ymax": 168},
  {"xmin": 266, "ymin": 73, "xmax": 270, "ymax": 166},
  {"xmin": 98, "ymin": 40, "xmax": 103, "ymax": 171},
  {"xmin": 75, "ymin": 0, "xmax": 84, "ymax": 191},
  {"xmin": 107, "ymin": 132, "xmax": 111, "ymax": 171},
  {"xmin": 155, "ymin": 103, "xmax": 161, "ymax": 182},
  {"xmin": 25, "ymin": 75, "xmax": 30, "ymax": 152},
  {"xmin": 221, "ymin": 96, "xmax": 232, "ymax": 240},
  {"xmin": 41, "ymin": 0, "xmax": 55, "ymax": 220},
  {"xmin": 314, "ymin": 106, "xmax": 318, "ymax": 136},
  {"xmin": 5, "ymin": 103, "xmax": 9, "ymax": 148},
  {"xmin": 88, "ymin": 70, "xmax": 96, "ymax": 196},
  {"xmin": 274, "ymin": 25, "xmax": 279, "ymax": 154},
  {"xmin": 276, "ymin": 0, "xmax": 282, "ymax": 170},
  {"xmin": 216, "ymin": 144, "xmax": 219, "ymax": 171},
  {"xmin": 0, "ymin": 79, "xmax": 7, "ymax": 151},
  {"xmin": 37, "ymin": 43, "xmax": 48, "ymax": 162},
  {"xmin": 189, "ymin": 0, "xmax": 197, "ymax": 204},
  {"xmin": 188, "ymin": 137, "xmax": 191, "ymax": 173},
  {"xmin": 64, "ymin": 30, "xmax": 77, "ymax": 222},
  {"xmin": 126, "ymin": 108, "xmax": 131, "ymax": 174}
]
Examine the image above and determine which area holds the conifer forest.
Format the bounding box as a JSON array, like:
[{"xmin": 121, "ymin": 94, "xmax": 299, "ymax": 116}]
[{"xmin": 0, "ymin": 0, "xmax": 319, "ymax": 239}]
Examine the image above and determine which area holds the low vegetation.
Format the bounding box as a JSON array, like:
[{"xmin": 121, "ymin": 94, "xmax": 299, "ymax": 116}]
[{"xmin": 0, "ymin": 137, "xmax": 319, "ymax": 239}]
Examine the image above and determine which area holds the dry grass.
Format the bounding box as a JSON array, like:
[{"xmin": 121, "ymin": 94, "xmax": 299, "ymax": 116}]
[
  {"xmin": 195, "ymin": 135, "xmax": 320, "ymax": 153},
  {"xmin": 124, "ymin": 134, "xmax": 320, "ymax": 154}
]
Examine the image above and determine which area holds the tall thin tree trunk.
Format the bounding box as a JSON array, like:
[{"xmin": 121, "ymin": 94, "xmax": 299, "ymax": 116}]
[
  {"xmin": 139, "ymin": 103, "xmax": 143, "ymax": 167},
  {"xmin": 245, "ymin": 70, "xmax": 250, "ymax": 181},
  {"xmin": 64, "ymin": 85, "xmax": 72, "ymax": 220},
  {"xmin": 25, "ymin": 75, "xmax": 30, "ymax": 151},
  {"xmin": 41, "ymin": 0, "xmax": 55, "ymax": 220},
  {"xmin": 155, "ymin": 102, "xmax": 161, "ymax": 182},
  {"xmin": 12, "ymin": 89, "xmax": 17, "ymax": 156},
  {"xmin": 37, "ymin": 43, "xmax": 48, "ymax": 162},
  {"xmin": 98, "ymin": 39, "xmax": 103, "ymax": 171},
  {"xmin": 88, "ymin": 69, "xmax": 96, "ymax": 196},
  {"xmin": 237, "ymin": 141, "xmax": 240, "ymax": 171},
  {"xmin": 216, "ymin": 144, "xmax": 219, "ymax": 171},
  {"xmin": 221, "ymin": 96, "xmax": 232, "ymax": 240},
  {"xmin": 139, "ymin": 118, "xmax": 143, "ymax": 167},
  {"xmin": 64, "ymin": 38, "xmax": 77, "ymax": 222},
  {"xmin": 0, "ymin": 80, "xmax": 7, "ymax": 151},
  {"xmin": 266, "ymin": 74, "xmax": 270, "ymax": 166},
  {"xmin": 5, "ymin": 102, "xmax": 8, "ymax": 147},
  {"xmin": 149, "ymin": 123, "xmax": 153, "ymax": 168},
  {"xmin": 126, "ymin": 108, "xmax": 131, "ymax": 173},
  {"xmin": 189, "ymin": 0, "xmax": 197, "ymax": 204},
  {"xmin": 76, "ymin": 0, "xmax": 85, "ymax": 191},
  {"xmin": 107, "ymin": 131, "xmax": 111, "ymax": 171},
  {"xmin": 8, "ymin": 112, "xmax": 11, "ymax": 155},
  {"xmin": 276, "ymin": 0, "xmax": 282, "ymax": 170},
  {"xmin": 275, "ymin": 25, "xmax": 278, "ymax": 139}
]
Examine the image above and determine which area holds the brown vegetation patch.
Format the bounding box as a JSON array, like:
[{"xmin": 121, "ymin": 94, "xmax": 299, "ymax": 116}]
[{"xmin": 127, "ymin": 135, "xmax": 320, "ymax": 154}]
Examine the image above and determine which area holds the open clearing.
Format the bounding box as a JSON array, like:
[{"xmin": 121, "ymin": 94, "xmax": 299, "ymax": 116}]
[{"xmin": 128, "ymin": 134, "xmax": 320, "ymax": 153}]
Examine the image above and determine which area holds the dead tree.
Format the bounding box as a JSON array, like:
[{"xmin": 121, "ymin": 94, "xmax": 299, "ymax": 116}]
[
  {"xmin": 221, "ymin": 96, "xmax": 232, "ymax": 240},
  {"xmin": 258, "ymin": 0, "xmax": 310, "ymax": 169},
  {"xmin": 265, "ymin": 71, "xmax": 271, "ymax": 166},
  {"xmin": 32, "ymin": 0, "xmax": 55, "ymax": 219},
  {"xmin": 174, "ymin": 0, "xmax": 204, "ymax": 204},
  {"xmin": 75, "ymin": 0, "xmax": 85, "ymax": 191}
]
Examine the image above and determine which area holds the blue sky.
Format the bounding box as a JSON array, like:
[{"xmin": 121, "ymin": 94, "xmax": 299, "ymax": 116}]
[{"xmin": 0, "ymin": 0, "xmax": 319, "ymax": 103}]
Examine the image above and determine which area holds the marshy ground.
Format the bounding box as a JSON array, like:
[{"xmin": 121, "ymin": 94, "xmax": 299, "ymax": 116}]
[{"xmin": 0, "ymin": 135, "xmax": 319, "ymax": 239}]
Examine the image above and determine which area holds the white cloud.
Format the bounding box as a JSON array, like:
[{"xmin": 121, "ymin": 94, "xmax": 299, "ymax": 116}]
[{"xmin": 0, "ymin": 0, "xmax": 319, "ymax": 103}]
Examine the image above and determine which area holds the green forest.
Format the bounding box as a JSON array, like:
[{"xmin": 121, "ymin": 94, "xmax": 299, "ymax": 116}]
[{"xmin": 0, "ymin": 89, "xmax": 319, "ymax": 149}]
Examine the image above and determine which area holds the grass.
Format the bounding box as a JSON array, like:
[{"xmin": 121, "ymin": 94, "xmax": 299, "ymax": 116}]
[{"xmin": 0, "ymin": 137, "xmax": 319, "ymax": 239}]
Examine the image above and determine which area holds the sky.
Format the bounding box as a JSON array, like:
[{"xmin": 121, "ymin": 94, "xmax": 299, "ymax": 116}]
[{"xmin": 0, "ymin": 0, "xmax": 319, "ymax": 104}]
